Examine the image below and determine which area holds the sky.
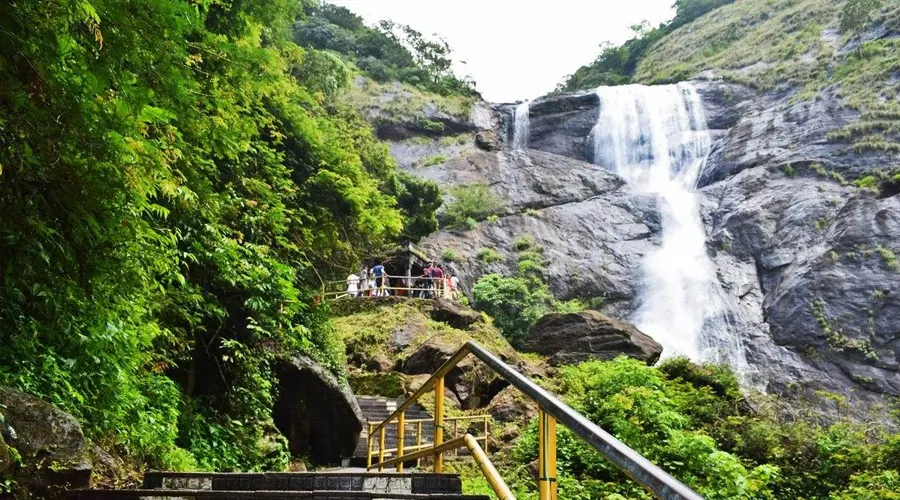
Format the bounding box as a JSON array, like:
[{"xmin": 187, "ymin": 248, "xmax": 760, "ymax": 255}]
[{"xmin": 330, "ymin": 0, "xmax": 676, "ymax": 102}]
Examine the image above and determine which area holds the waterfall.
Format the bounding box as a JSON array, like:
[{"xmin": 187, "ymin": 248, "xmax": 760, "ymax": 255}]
[
  {"xmin": 512, "ymin": 101, "xmax": 530, "ymax": 150},
  {"xmin": 590, "ymin": 84, "xmax": 747, "ymax": 369}
]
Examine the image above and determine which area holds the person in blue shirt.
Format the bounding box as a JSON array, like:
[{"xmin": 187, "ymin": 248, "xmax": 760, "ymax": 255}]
[{"xmin": 371, "ymin": 262, "xmax": 388, "ymax": 296}]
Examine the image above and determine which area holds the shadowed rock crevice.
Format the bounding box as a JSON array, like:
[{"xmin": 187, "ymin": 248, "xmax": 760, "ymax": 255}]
[{"xmin": 273, "ymin": 356, "xmax": 364, "ymax": 465}]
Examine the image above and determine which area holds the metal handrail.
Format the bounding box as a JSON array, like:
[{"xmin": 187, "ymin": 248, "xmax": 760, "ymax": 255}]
[{"xmin": 368, "ymin": 341, "xmax": 703, "ymax": 500}]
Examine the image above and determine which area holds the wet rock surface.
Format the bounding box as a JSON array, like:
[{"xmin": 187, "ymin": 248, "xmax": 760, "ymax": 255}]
[
  {"xmin": 416, "ymin": 149, "xmax": 656, "ymax": 313},
  {"xmin": 0, "ymin": 386, "xmax": 92, "ymax": 498},
  {"xmin": 525, "ymin": 311, "xmax": 664, "ymax": 366},
  {"xmin": 396, "ymin": 78, "xmax": 900, "ymax": 416}
]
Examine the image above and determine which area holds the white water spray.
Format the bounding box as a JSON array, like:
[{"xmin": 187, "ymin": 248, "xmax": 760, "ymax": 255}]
[
  {"xmin": 590, "ymin": 84, "xmax": 746, "ymax": 368},
  {"xmin": 513, "ymin": 101, "xmax": 530, "ymax": 150}
]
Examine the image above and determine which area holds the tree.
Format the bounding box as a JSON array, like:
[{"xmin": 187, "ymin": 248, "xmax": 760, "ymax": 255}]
[{"xmin": 841, "ymin": 0, "xmax": 884, "ymax": 57}]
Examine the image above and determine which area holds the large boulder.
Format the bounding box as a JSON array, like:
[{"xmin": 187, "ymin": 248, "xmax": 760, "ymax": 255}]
[
  {"xmin": 402, "ymin": 336, "xmax": 506, "ymax": 409},
  {"xmin": 525, "ymin": 311, "xmax": 663, "ymax": 366},
  {"xmin": 430, "ymin": 299, "xmax": 481, "ymax": 330},
  {"xmin": 486, "ymin": 386, "xmax": 537, "ymax": 423},
  {"xmin": 273, "ymin": 356, "xmax": 364, "ymax": 465},
  {"xmin": 0, "ymin": 386, "xmax": 92, "ymax": 498}
]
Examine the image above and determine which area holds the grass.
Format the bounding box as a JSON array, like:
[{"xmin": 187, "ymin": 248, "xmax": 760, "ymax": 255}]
[
  {"xmin": 476, "ymin": 248, "xmax": 504, "ymax": 263},
  {"xmin": 341, "ymin": 77, "xmax": 474, "ymax": 126},
  {"xmin": 635, "ymin": 0, "xmax": 900, "ymax": 159},
  {"xmin": 876, "ymin": 245, "xmax": 899, "ymax": 271},
  {"xmin": 512, "ymin": 235, "xmax": 534, "ymax": 251},
  {"xmin": 420, "ymin": 155, "xmax": 448, "ymax": 167},
  {"xmin": 442, "ymin": 248, "xmax": 458, "ymax": 262}
]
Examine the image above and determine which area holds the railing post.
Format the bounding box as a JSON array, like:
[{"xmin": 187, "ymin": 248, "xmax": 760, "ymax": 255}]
[
  {"xmin": 434, "ymin": 376, "xmax": 445, "ymax": 473},
  {"xmin": 484, "ymin": 416, "xmax": 490, "ymax": 454},
  {"xmin": 396, "ymin": 412, "xmax": 406, "ymax": 472},
  {"xmin": 378, "ymin": 426, "xmax": 386, "ymax": 472},
  {"xmin": 366, "ymin": 422, "xmax": 374, "ymax": 469},
  {"xmin": 538, "ymin": 410, "xmax": 558, "ymax": 500},
  {"xmin": 416, "ymin": 421, "xmax": 423, "ymax": 468},
  {"xmin": 453, "ymin": 419, "xmax": 460, "ymax": 456}
]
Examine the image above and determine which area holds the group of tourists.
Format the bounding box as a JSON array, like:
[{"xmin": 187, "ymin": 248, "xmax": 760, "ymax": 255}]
[
  {"xmin": 344, "ymin": 261, "xmax": 461, "ymax": 300},
  {"xmin": 345, "ymin": 263, "xmax": 389, "ymax": 298}
]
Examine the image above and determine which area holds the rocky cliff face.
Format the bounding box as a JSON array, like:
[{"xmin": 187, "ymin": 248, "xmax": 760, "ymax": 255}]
[{"xmin": 369, "ymin": 65, "xmax": 899, "ymax": 416}]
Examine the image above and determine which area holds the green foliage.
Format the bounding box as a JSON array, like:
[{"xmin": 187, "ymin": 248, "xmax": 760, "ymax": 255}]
[
  {"xmin": 556, "ymin": 0, "xmax": 736, "ymax": 91},
  {"xmin": 513, "ymin": 235, "xmax": 535, "ymax": 251},
  {"xmin": 442, "ymin": 248, "xmax": 458, "ymax": 262},
  {"xmin": 876, "ymin": 245, "xmax": 899, "ymax": 271},
  {"xmin": 294, "ymin": 3, "xmax": 474, "ymax": 96},
  {"xmin": 782, "ymin": 164, "xmax": 795, "ymax": 177},
  {"xmin": 0, "ymin": 0, "xmax": 440, "ymax": 471},
  {"xmin": 443, "ymin": 184, "xmax": 507, "ymax": 228},
  {"xmin": 512, "ymin": 357, "xmax": 897, "ymax": 499},
  {"xmin": 420, "ymin": 154, "xmax": 448, "ymax": 167},
  {"xmin": 476, "ymin": 248, "xmax": 504, "ymax": 264},
  {"xmin": 842, "ymin": 0, "xmax": 886, "ymax": 55},
  {"xmin": 472, "ymin": 274, "xmax": 555, "ymax": 348}
]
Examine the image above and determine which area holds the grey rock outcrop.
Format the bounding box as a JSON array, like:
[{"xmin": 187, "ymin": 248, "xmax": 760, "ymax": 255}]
[
  {"xmin": 430, "ymin": 298, "xmax": 481, "ymax": 330},
  {"xmin": 388, "ymin": 70, "xmax": 900, "ymax": 415},
  {"xmin": 416, "ymin": 149, "xmax": 656, "ymax": 313},
  {"xmin": 274, "ymin": 356, "xmax": 364, "ymax": 464},
  {"xmin": 525, "ymin": 311, "xmax": 664, "ymax": 366},
  {"xmin": 0, "ymin": 386, "xmax": 92, "ymax": 498},
  {"xmin": 402, "ymin": 336, "xmax": 506, "ymax": 409}
]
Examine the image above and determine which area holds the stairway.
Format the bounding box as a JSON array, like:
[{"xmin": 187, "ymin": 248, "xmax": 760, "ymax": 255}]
[
  {"xmin": 353, "ymin": 397, "xmax": 434, "ymax": 466},
  {"xmin": 68, "ymin": 471, "xmax": 488, "ymax": 499}
]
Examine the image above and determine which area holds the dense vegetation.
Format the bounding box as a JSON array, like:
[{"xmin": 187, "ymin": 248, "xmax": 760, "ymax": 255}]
[
  {"xmin": 556, "ymin": 0, "xmax": 736, "ymax": 92},
  {"xmin": 454, "ymin": 358, "xmax": 899, "ymax": 500},
  {"xmin": 471, "ymin": 235, "xmax": 584, "ymax": 347},
  {"xmin": 0, "ymin": 0, "xmax": 441, "ymax": 474},
  {"xmin": 293, "ymin": 1, "xmax": 475, "ymax": 96}
]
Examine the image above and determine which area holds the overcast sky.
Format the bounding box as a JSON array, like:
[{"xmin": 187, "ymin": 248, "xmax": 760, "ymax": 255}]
[{"xmin": 330, "ymin": 0, "xmax": 676, "ymax": 102}]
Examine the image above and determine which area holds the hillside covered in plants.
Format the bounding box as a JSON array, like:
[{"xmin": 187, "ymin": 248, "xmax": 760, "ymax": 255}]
[{"xmin": 0, "ymin": 0, "xmax": 452, "ymax": 481}]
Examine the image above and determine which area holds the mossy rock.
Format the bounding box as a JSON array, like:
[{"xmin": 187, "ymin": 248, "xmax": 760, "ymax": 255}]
[{"xmin": 349, "ymin": 373, "xmax": 407, "ymax": 398}]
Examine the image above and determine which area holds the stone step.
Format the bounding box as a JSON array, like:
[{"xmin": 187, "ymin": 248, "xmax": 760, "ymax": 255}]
[
  {"xmin": 353, "ymin": 397, "xmax": 435, "ymax": 461},
  {"xmin": 68, "ymin": 490, "xmax": 489, "ymax": 500},
  {"xmin": 143, "ymin": 472, "xmax": 461, "ymax": 495}
]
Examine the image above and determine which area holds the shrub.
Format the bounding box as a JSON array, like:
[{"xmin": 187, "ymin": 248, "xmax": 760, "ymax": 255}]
[
  {"xmin": 422, "ymin": 119, "xmax": 446, "ymax": 133},
  {"xmin": 513, "ymin": 235, "xmax": 534, "ymax": 251},
  {"xmin": 442, "ymin": 249, "xmax": 458, "ymax": 262},
  {"xmin": 472, "ymin": 274, "xmax": 555, "ymax": 347},
  {"xmin": 476, "ymin": 248, "xmax": 503, "ymax": 263},
  {"xmin": 420, "ymin": 155, "xmax": 448, "ymax": 167},
  {"xmin": 443, "ymin": 184, "xmax": 507, "ymax": 228}
]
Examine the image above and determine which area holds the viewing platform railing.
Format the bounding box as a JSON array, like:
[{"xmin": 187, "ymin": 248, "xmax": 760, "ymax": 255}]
[
  {"xmin": 321, "ymin": 275, "xmax": 456, "ymax": 301},
  {"xmin": 366, "ymin": 341, "xmax": 704, "ymax": 500}
]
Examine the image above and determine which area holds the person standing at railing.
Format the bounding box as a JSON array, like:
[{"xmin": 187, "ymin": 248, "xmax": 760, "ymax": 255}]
[
  {"xmin": 359, "ymin": 267, "xmax": 369, "ymax": 297},
  {"xmin": 432, "ymin": 264, "xmax": 444, "ymax": 299},
  {"xmin": 450, "ymin": 274, "xmax": 460, "ymax": 301},
  {"xmin": 372, "ymin": 262, "xmax": 388, "ymax": 297},
  {"xmin": 346, "ymin": 272, "xmax": 360, "ymax": 298}
]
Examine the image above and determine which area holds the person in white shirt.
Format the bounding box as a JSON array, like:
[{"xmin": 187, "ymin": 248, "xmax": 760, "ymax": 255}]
[
  {"xmin": 450, "ymin": 275, "xmax": 460, "ymax": 300},
  {"xmin": 359, "ymin": 267, "xmax": 369, "ymax": 296},
  {"xmin": 346, "ymin": 273, "xmax": 360, "ymax": 298}
]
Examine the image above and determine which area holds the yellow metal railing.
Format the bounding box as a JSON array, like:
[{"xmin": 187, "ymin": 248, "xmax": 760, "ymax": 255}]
[{"xmin": 366, "ymin": 341, "xmax": 704, "ymax": 500}]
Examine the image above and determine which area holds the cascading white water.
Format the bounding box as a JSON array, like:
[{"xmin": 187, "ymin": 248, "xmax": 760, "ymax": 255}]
[
  {"xmin": 512, "ymin": 101, "xmax": 530, "ymax": 150},
  {"xmin": 590, "ymin": 84, "xmax": 746, "ymax": 368}
]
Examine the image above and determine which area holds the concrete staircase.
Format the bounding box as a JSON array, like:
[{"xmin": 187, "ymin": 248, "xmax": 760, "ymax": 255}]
[
  {"xmin": 68, "ymin": 471, "xmax": 488, "ymax": 499},
  {"xmin": 353, "ymin": 397, "xmax": 434, "ymax": 466}
]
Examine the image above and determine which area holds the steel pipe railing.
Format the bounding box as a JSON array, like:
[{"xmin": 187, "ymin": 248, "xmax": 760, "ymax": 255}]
[{"xmin": 367, "ymin": 341, "xmax": 703, "ymax": 500}]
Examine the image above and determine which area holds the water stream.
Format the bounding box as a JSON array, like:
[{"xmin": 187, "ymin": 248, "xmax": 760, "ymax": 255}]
[
  {"xmin": 590, "ymin": 84, "xmax": 747, "ymax": 368},
  {"xmin": 512, "ymin": 101, "xmax": 530, "ymax": 150}
]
